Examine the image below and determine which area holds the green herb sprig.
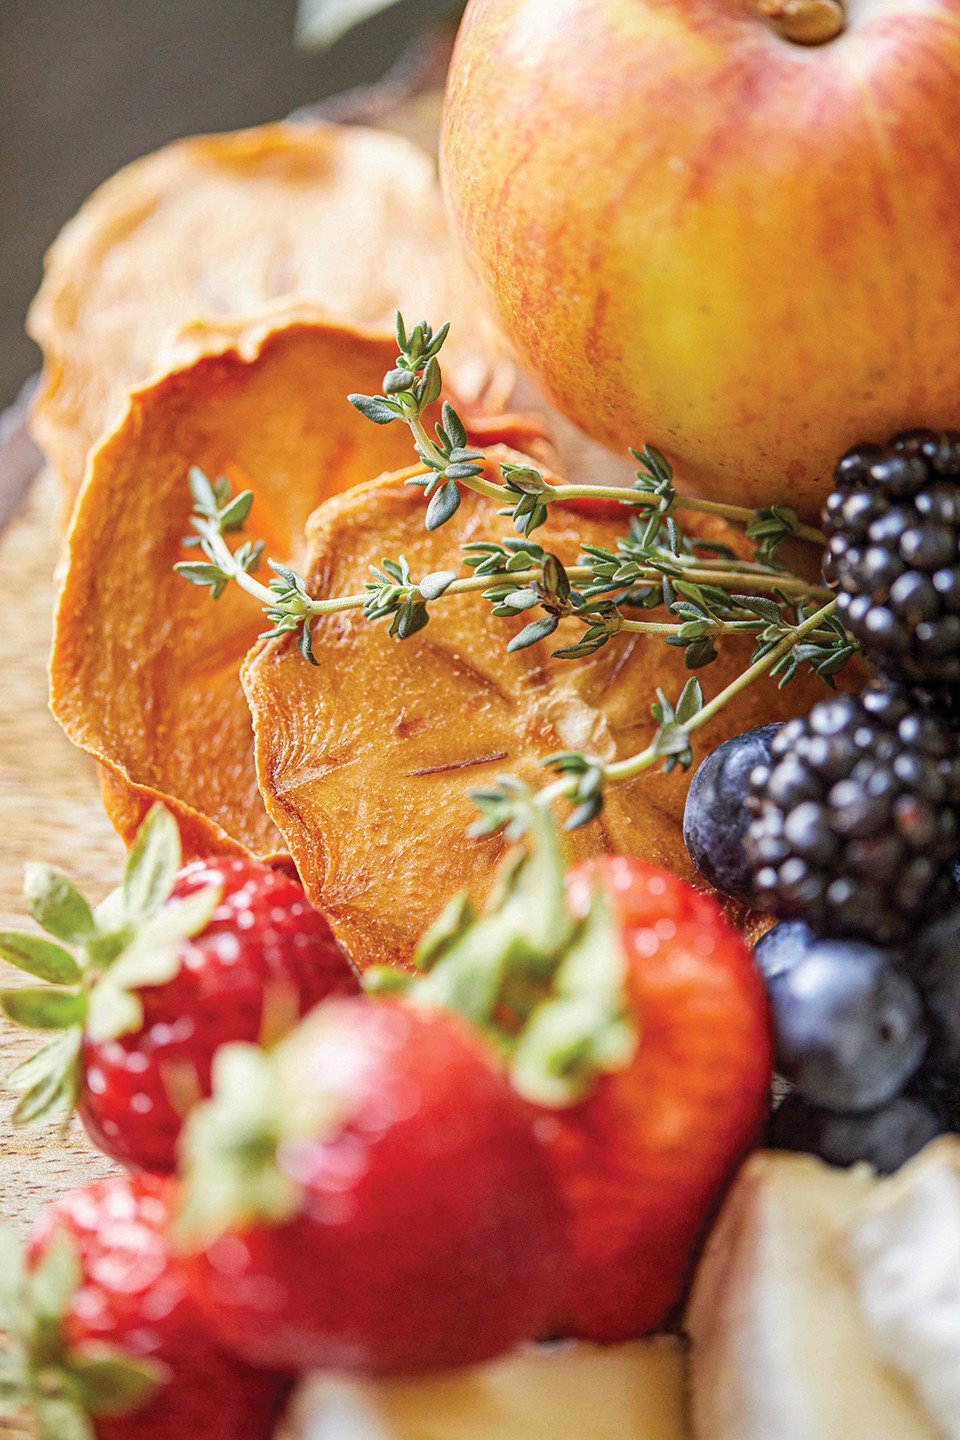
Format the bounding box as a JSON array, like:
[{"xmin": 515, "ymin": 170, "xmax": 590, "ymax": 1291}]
[
  {"xmin": 348, "ymin": 315, "xmax": 825, "ymax": 551},
  {"xmin": 175, "ymin": 310, "xmax": 854, "ymax": 830}
]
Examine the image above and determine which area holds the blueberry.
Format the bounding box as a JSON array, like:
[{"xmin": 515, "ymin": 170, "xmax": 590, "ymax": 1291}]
[
  {"xmin": 683, "ymin": 724, "xmax": 783, "ymax": 904},
  {"xmin": 753, "ymin": 920, "xmax": 816, "ymax": 984},
  {"xmin": 769, "ymin": 1090, "xmax": 948, "ymax": 1174},
  {"xmin": 768, "ymin": 939, "xmax": 927, "ymax": 1112},
  {"xmin": 909, "ymin": 902, "xmax": 960, "ymax": 1082}
]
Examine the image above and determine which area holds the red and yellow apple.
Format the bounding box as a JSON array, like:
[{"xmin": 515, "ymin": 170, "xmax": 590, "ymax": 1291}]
[{"xmin": 442, "ymin": 0, "xmax": 960, "ymax": 520}]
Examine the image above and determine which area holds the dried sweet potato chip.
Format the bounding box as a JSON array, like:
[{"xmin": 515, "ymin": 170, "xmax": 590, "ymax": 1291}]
[
  {"xmin": 29, "ymin": 121, "xmax": 508, "ymax": 504},
  {"xmin": 242, "ymin": 463, "xmax": 833, "ymax": 972},
  {"xmin": 49, "ymin": 314, "xmax": 444, "ymax": 858}
]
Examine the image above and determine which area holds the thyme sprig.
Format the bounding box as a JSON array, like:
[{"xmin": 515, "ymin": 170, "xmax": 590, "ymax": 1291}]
[
  {"xmin": 464, "ymin": 529, "xmax": 842, "ymax": 671},
  {"xmin": 175, "ymin": 470, "xmax": 593, "ymax": 659},
  {"xmin": 175, "ymin": 479, "xmax": 843, "ymax": 676},
  {"xmin": 474, "ymin": 599, "xmax": 840, "ymax": 832},
  {"xmin": 174, "ymin": 311, "xmax": 858, "ymax": 830},
  {"xmin": 340, "ymin": 311, "xmax": 838, "ymax": 675},
  {"xmin": 347, "ymin": 313, "xmax": 825, "ymax": 551},
  {"xmin": 349, "ymin": 316, "xmax": 496, "ymax": 530},
  {"xmin": 175, "ymin": 468, "xmax": 320, "ymax": 661},
  {"xmin": 179, "ymin": 311, "xmax": 833, "ymax": 670}
]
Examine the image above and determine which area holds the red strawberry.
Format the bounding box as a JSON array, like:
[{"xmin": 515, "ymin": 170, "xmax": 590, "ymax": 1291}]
[
  {"xmin": 177, "ymin": 995, "xmax": 566, "ymax": 1375},
  {"xmin": 0, "ymin": 1173, "xmax": 290, "ymax": 1440},
  {"xmin": 383, "ymin": 798, "xmax": 772, "ymax": 1342},
  {"xmin": 0, "ymin": 805, "xmax": 358, "ymax": 1172},
  {"xmin": 552, "ymin": 855, "xmax": 771, "ymax": 1339}
]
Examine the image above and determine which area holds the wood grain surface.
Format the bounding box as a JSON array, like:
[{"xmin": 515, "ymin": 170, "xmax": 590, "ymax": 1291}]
[{"xmin": 0, "ymin": 475, "xmax": 122, "ymax": 1232}]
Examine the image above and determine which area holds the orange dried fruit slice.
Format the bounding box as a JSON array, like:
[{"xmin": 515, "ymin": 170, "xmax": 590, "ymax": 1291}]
[
  {"xmin": 242, "ymin": 462, "xmax": 834, "ymax": 972},
  {"xmin": 50, "ymin": 314, "xmax": 442, "ymax": 858},
  {"xmin": 29, "ymin": 120, "xmax": 508, "ymax": 504}
]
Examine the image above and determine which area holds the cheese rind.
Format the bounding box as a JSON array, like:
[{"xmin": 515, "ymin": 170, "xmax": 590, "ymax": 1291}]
[
  {"xmin": 687, "ymin": 1142, "xmax": 960, "ymax": 1440},
  {"xmin": 851, "ymin": 1148, "xmax": 960, "ymax": 1440}
]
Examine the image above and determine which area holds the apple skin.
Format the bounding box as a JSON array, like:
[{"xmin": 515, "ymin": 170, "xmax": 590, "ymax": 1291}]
[{"xmin": 442, "ymin": 0, "xmax": 960, "ymax": 520}]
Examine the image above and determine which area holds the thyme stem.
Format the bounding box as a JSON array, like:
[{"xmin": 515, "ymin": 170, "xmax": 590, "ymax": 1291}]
[
  {"xmin": 619, "ymin": 618, "xmax": 838, "ymax": 641},
  {"xmin": 631, "ymin": 598, "xmax": 838, "ymax": 745},
  {"xmin": 202, "ymin": 527, "xmax": 277, "ymax": 607},
  {"xmin": 307, "ymin": 559, "xmax": 828, "ymax": 616},
  {"xmin": 197, "ymin": 522, "xmax": 830, "ymax": 624},
  {"xmin": 396, "ymin": 436, "xmax": 828, "ymax": 548},
  {"xmin": 590, "ymin": 564, "xmax": 831, "ymax": 600},
  {"xmin": 550, "ymin": 483, "xmax": 826, "ymax": 546},
  {"xmin": 408, "ymin": 415, "xmax": 506, "ymax": 503},
  {"xmin": 538, "ymin": 599, "xmax": 838, "ymax": 807},
  {"xmin": 307, "ymin": 565, "xmax": 594, "ymax": 616}
]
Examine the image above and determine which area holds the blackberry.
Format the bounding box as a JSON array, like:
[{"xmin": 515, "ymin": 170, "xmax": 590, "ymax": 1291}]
[
  {"xmin": 823, "ymin": 429, "xmax": 960, "ymax": 694},
  {"xmin": 898, "ymin": 677, "xmax": 960, "ymax": 732},
  {"xmin": 867, "ymin": 667, "xmax": 960, "ymax": 736},
  {"xmin": 746, "ymin": 684, "xmax": 960, "ymax": 944}
]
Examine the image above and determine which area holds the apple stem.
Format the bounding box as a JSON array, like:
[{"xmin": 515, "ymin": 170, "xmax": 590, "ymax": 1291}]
[{"xmin": 759, "ymin": 0, "xmax": 845, "ymax": 45}]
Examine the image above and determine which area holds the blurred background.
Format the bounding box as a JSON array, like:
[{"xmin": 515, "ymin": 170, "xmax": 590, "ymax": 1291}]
[{"xmin": 0, "ymin": 0, "xmax": 458, "ymax": 408}]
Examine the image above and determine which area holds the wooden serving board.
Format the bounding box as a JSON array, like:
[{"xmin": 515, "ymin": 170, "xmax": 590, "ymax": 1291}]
[{"xmin": 0, "ymin": 473, "xmax": 123, "ymax": 1230}]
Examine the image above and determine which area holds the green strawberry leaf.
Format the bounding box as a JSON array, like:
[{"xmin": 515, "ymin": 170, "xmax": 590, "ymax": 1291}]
[
  {"xmin": 83, "ymin": 984, "xmax": 141, "ymax": 1048},
  {"xmin": 24, "ymin": 864, "xmax": 95, "ymax": 947},
  {"xmin": 67, "ymin": 1348, "xmax": 167, "ymax": 1417},
  {"xmin": 510, "ymin": 890, "xmax": 635, "ymax": 1108},
  {"xmin": 0, "ymin": 1224, "xmax": 26, "ymax": 1332},
  {"xmin": 29, "ymin": 1233, "xmax": 80, "ymax": 1328},
  {"xmin": 86, "ymin": 883, "xmax": 222, "ymax": 1044},
  {"xmin": 178, "ymin": 1043, "xmax": 302, "ymax": 1244},
  {"xmin": 85, "ymin": 887, "xmax": 131, "ymax": 968},
  {"xmin": 405, "ymin": 797, "xmax": 569, "ymax": 1029},
  {"xmin": 128, "ymin": 883, "xmax": 222, "ymax": 967},
  {"xmin": 379, "ymin": 798, "xmax": 635, "ymax": 1107},
  {"xmin": 5, "ymin": 1027, "xmax": 83, "ymax": 1125},
  {"xmin": 1, "ymin": 988, "xmax": 85, "ymax": 1030},
  {"xmin": 122, "ymin": 804, "xmax": 181, "ymax": 922},
  {"xmin": 34, "ymin": 1392, "xmax": 96, "ymax": 1440},
  {"xmin": 0, "ymin": 932, "xmax": 81, "ymax": 984},
  {"xmin": 412, "ymin": 890, "xmax": 477, "ymax": 972},
  {"xmin": 0, "ymin": 1227, "xmax": 161, "ymax": 1440},
  {"xmin": 0, "ymin": 1346, "xmax": 29, "ymax": 1413}
]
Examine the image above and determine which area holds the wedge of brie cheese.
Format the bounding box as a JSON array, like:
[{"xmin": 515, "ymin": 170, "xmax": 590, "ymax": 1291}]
[
  {"xmin": 687, "ymin": 1138, "xmax": 960, "ymax": 1440},
  {"xmin": 286, "ymin": 1337, "xmax": 689, "ymax": 1440},
  {"xmin": 851, "ymin": 1148, "xmax": 960, "ymax": 1440}
]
